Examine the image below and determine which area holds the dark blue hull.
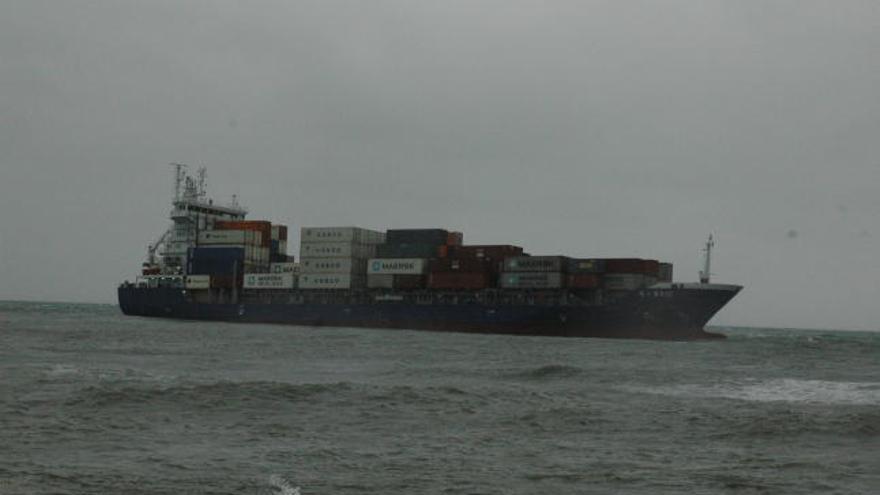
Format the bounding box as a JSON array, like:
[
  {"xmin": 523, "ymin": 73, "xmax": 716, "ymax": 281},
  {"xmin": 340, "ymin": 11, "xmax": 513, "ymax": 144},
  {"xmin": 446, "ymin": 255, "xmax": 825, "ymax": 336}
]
[{"xmin": 118, "ymin": 284, "xmax": 741, "ymax": 340}]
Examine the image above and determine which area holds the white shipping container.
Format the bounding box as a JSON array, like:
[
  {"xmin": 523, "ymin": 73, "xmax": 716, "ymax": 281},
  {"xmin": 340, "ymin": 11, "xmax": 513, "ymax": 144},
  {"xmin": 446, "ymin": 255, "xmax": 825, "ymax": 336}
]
[
  {"xmin": 184, "ymin": 275, "xmax": 211, "ymax": 289},
  {"xmin": 299, "ymin": 257, "xmax": 366, "ymax": 274},
  {"xmin": 367, "ymin": 258, "xmax": 427, "ymax": 275},
  {"xmin": 270, "ymin": 262, "xmax": 299, "ymax": 274},
  {"xmin": 299, "ymin": 242, "xmax": 376, "ymax": 259},
  {"xmin": 298, "ymin": 273, "xmax": 363, "ymax": 289},
  {"xmin": 243, "ymin": 273, "xmax": 295, "ymax": 289},
  {"xmin": 301, "ymin": 227, "xmax": 385, "ymax": 244},
  {"xmin": 198, "ymin": 230, "xmax": 260, "ymax": 246}
]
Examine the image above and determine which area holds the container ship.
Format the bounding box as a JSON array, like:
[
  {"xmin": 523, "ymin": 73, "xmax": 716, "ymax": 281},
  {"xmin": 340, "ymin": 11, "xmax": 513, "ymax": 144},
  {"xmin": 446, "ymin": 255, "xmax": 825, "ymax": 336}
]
[{"xmin": 118, "ymin": 166, "xmax": 742, "ymax": 340}]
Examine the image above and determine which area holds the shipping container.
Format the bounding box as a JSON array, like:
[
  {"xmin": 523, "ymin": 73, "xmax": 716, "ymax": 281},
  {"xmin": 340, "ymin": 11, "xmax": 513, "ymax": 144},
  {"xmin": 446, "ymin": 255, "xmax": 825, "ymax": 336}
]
[
  {"xmin": 500, "ymin": 272, "xmax": 566, "ymax": 289},
  {"xmin": 386, "ymin": 229, "xmax": 449, "ymax": 246},
  {"xmin": 243, "ymin": 273, "xmax": 295, "ymax": 289},
  {"xmin": 447, "ymin": 231, "xmax": 464, "ymax": 246},
  {"xmin": 366, "ymin": 274, "xmax": 426, "ymax": 289},
  {"xmin": 366, "ymin": 274, "xmax": 394, "ymax": 289},
  {"xmin": 367, "ymin": 258, "xmax": 427, "ymax": 275},
  {"xmin": 300, "ymin": 227, "xmax": 385, "ymax": 244},
  {"xmin": 568, "ymin": 273, "xmax": 601, "ymax": 289},
  {"xmin": 270, "ymin": 253, "xmax": 289, "ymax": 263},
  {"xmin": 271, "ymin": 225, "xmax": 288, "ymax": 241},
  {"xmin": 376, "ymin": 243, "xmax": 441, "ymax": 258},
  {"xmin": 394, "ymin": 274, "xmax": 426, "ymax": 289},
  {"xmin": 299, "ymin": 242, "xmax": 376, "ymax": 259},
  {"xmin": 214, "ymin": 220, "xmax": 272, "ymax": 246},
  {"xmin": 428, "ymin": 257, "xmax": 495, "ymax": 273},
  {"xmin": 203, "ymin": 245, "xmax": 267, "ymax": 264},
  {"xmin": 428, "ymin": 272, "xmax": 491, "ymax": 290},
  {"xmin": 198, "ymin": 230, "xmax": 261, "ymax": 246},
  {"xmin": 603, "ymin": 259, "xmax": 660, "ymax": 275},
  {"xmin": 187, "ymin": 247, "xmax": 244, "ymax": 275},
  {"xmin": 299, "ymin": 257, "xmax": 366, "ymax": 274},
  {"xmin": 270, "ymin": 262, "xmax": 299, "ymax": 274},
  {"xmin": 184, "ymin": 275, "xmax": 211, "ymax": 290},
  {"xmin": 567, "ymin": 258, "xmax": 606, "ymax": 274},
  {"xmin": 603, "ymin": 273, "xmax": 657, "ymax": 290},
  {"xmin": 298, "ymin": 273, "xmax": 363, "ymax": 289},
  {"xmin": 658, "ymin": 263, "xmax": 673, "ymax": 283},
  {"xmin": 503, "ymin": 256, "xmax": 568, "ymax": 273},
  {"xmin": 451, "ymin": 245, "xmax": 524, "ymax": 260}
]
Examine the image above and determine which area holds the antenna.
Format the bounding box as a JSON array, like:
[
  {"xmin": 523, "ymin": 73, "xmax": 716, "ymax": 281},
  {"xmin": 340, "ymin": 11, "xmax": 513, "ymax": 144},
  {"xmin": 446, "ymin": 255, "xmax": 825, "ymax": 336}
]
[
  {"xmin": 699, "ymin": 234, "xmax": 715, "ymax": 284},
  {"xmin": 196, "ymin": 167, "xmax": 207, "ymax": 199},
  {"xmin": 171, "ymin": 163, "xmax": 187, "ymax": 201}
]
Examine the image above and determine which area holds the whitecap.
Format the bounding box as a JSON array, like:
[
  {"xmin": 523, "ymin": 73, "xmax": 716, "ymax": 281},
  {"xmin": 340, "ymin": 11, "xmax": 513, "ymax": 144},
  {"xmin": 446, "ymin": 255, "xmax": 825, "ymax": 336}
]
[{"xmin": 629, "ymin": 378, "xmax": 880, "ymax": 405}]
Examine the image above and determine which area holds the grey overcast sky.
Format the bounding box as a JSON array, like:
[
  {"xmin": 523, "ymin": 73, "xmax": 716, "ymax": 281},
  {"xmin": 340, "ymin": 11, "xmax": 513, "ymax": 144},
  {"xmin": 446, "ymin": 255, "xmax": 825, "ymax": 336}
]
[{"xmin": 1, "ymin": 1, "xmax": 878, "ymax": 330}]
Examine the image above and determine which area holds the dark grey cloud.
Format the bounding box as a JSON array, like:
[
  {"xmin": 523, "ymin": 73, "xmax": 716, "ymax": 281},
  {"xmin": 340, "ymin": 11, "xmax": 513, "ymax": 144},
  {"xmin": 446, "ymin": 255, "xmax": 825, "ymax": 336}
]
[{"xmin": 1, "ymin": 1, "xmax": 878, "ymax": 330}]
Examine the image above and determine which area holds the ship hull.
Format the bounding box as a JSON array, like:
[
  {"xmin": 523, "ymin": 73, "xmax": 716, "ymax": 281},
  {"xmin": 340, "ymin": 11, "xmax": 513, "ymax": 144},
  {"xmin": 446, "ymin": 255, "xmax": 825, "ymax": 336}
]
[{"xmin": 118, "ymin": 284, "xmax": 740, "ymax": 340}]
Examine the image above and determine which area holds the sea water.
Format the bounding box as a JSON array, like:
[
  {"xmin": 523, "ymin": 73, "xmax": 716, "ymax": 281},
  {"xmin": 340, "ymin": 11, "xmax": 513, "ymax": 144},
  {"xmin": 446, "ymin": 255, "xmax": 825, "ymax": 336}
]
[{"xmin": 1, "ymin": 301, "xmax": 878, "ymax": 494}]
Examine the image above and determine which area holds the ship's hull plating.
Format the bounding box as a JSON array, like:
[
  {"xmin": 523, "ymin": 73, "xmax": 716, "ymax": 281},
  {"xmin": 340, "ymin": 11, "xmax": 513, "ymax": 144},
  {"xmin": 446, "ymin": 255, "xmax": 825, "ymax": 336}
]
[{"xmin": 118, "ymin": 284, "xmax": 740, "ymax": 340}]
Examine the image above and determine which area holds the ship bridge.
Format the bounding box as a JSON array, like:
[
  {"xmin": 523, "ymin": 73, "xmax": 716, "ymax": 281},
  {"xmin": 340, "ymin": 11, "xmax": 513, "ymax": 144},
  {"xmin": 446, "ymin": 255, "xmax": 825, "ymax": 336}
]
[{"xmin": 156, "ymin": 164, "xmax": 248, "ymax": 273}]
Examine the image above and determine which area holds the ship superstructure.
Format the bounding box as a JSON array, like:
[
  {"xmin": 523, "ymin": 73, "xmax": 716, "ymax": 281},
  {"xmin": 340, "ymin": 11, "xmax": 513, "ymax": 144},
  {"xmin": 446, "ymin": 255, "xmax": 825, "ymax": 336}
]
[{"xmin": 144, "ymin": 164, "xmax": 247, "ymax": 275}]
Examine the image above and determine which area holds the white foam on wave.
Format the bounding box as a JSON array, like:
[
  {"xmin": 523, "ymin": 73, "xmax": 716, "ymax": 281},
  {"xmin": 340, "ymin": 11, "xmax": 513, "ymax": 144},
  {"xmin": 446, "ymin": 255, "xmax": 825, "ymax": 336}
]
[
  {"xmin": 45, "ymin": 364, "xmax": 81, "ymax": 376},
  {"xmin": 631, "ymin": 379, "xmax": 880, "ymax": 406}
]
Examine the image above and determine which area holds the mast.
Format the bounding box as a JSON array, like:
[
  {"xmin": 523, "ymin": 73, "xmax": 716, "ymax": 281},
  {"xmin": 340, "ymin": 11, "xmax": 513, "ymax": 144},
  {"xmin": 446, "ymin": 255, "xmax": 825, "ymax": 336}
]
[
  {"xmin": 699, "ymin": 234, "xmax": 715, "ymax": 284},
  {"xmin": 171, "ymin": 163, "xmax": 187, "ymax": 201}
]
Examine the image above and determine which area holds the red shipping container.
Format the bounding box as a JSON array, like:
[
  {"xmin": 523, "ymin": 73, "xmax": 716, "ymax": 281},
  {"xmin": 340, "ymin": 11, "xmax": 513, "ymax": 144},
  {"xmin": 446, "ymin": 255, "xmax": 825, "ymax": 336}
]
[
  {"xmin": 447, "ymin": 231, "xmax": 464, "ymax": 246},
  {"xmin": 428, "ymin": 272, "xmax": 491, "ymax": 290},
  {"xmin": 215, "ymin": 220, "xmax": 272, "ymax": 246},
  {"xmin": 568, "ymin": 273, "xmax": 601, "ymax": 289},
  {"xmin": 437, "ymin": 245, "xmax": 449, "ymax": 258},
  {"xmin": 642, "ymin": 259, "xmax": 660, "ymax": 276}
]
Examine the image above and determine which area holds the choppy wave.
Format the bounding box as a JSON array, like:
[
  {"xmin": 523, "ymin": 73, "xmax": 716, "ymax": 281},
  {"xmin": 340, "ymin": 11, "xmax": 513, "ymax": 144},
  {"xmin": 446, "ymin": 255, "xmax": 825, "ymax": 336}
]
[
  {"xmin": 629, "ymin": 378, "xmax": 880, "ymax": 406},
  {"xmin": 64, "ymin": 381, "xmax": 356, "ymax": 408},
  {"xmin": 506, "ymin": 364, "xmax": 584, "ymax": 380}
]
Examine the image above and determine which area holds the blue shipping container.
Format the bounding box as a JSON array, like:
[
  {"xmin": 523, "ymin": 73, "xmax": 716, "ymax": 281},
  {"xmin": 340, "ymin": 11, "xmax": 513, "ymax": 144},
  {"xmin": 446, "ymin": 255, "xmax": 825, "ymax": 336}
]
[{"xmin": 187, "ymin": 247, "xmax": 245, "ymax": 275}]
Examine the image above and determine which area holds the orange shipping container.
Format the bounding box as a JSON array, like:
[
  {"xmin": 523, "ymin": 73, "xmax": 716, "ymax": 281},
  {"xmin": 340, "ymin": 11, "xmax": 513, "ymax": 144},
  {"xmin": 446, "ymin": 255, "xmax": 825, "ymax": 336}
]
[{"xmin": 215, "ymin": 220, "xmax": 272, "ymax": 246}]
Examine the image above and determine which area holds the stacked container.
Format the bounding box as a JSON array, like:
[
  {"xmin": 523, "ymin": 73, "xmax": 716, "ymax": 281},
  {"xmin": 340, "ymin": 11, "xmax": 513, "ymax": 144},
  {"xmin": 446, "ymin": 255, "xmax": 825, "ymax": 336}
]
[
  {"xmin": 371, "ymin": 229, "xmax": 458, "ymax": 289},
  {"xmin": 186, "ymin": 246, "xmax": 246, "ymax": 288},
  {"xmin": 243, "ymin": 272, "xmax": 296, "ymax": 289},
  {"xmin": 427, "ymin": 245, "xmax": 524, "ymax": 290},
  {"xmin": 270, "ymin": 225, "xmax": 289, "ymax": 263},
  {"xmin": 366, "ymin": 258, "xmax": 428, "ymax": 289},
  {"xmin": 567, "ymin": 258, "xmax": 605, "ymax": 289},
  {"xmin": 601, "ymin": 258, "xmax": 661, "ymax": 290},
  {"xmin": 299, "ymin": 227, "xmax": 385, "ymax": 289},
  {"xmin": 500, "ymin": 256, "xmax": 569, "ymax": 289},
  {"xmin": 211, "ymin": 220, "xmax": 273, "ymax": 272}
]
